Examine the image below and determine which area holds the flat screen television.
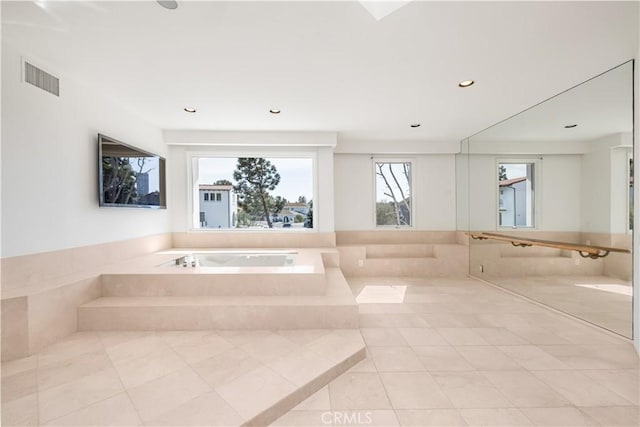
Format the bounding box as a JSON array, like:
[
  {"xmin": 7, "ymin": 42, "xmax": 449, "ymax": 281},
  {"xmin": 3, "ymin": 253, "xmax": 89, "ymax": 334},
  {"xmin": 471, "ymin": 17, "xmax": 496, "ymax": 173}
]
[{"xmin": 98, "ymin": 134, "xmax": 166, "ymax": 208}]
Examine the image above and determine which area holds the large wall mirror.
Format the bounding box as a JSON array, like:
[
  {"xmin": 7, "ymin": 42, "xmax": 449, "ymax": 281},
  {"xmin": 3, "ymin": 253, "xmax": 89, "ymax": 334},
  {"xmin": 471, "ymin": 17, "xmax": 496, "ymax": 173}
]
[{"xmin": 461, "ymin": 60, "xmax": 634, "ymax": 338}]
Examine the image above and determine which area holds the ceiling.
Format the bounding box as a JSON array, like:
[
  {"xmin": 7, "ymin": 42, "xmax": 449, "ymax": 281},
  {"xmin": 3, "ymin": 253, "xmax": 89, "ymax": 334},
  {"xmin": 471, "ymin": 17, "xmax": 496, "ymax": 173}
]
[{"xmin": 2, "ymin": 1, "xmax": 638, "ymax": 144}]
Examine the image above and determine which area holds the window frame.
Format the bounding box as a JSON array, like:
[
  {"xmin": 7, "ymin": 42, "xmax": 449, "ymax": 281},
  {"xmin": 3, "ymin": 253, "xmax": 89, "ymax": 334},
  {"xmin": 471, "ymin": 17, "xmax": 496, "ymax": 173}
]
[
  {"xmin": 372, "ymin": 157, "xmax": 415, "ymax": 229},
  {"xmin": 186, "ymin": 150, "xmax": 318, "ymax": 232},
  {"xmin": 496, "ymin": 158, "xmax": 541, "ymax": 230}
]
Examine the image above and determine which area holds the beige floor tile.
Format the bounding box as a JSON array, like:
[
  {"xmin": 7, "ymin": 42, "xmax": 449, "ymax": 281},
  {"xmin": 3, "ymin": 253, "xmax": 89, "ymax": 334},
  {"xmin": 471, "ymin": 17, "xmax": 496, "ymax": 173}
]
[
  {"xmin": 1, "ymin": 392, "xmax": 39, "ymax": 426},
  {"xmin": 292, "ymin": 386, "xmax": 331, "ymax": 411},
  {"xmin": 98, "ymin": 331, "xmax": 157, "ymax": 349},
  {"xmin": 347, "ymin": 356, "xmax": 378, "ymax": 373},
  {"xmin": 580, "ymin": 406, "xmax": 640, "ymax": 426},
  {"xmin": 413, "ymin": 346, "xmax": 475, "ymax": 371},
  {"xmin": 395, "ymin": 409, "xmax": 468, "ymax": 426},
  {"xmin": 104, "ymin": 333, "xmax": 168, "ymax": 363},
  {"xmin": 459, "ymin": 408, "xmax": 532, "ymax": 426},
  {"xmin": 191, "ymin": 347, "xmax": 263, "ymax": 388},
  {"xmin": 397, "ymin": 327, "xmax": 449, "ymax": 346},
  {"xmin": 38, "ymin": 367, "xmax": 124, "ymax": 423},
  {"xmin": 238, "ymin": 333, "xmax": 301, "ymax": 364},
  {"xmin": 1, "ymin": 368, "xmax": 37, "ymax": 403},
  {"xmin": 481, "ymin": 371, "xmax": 571, "ymax": 407},
  {"xmin": 305, "ymin": 330, "xmax": 366, "ymax": 364},
  {"xmin": 37, "ymin": 350, "xmax": 113, "ymax": 391},
  {"xmin": 217, "ymin": 330, "xmax": 275, "ymax": 346},
  {"xmin": 271, "ymin": 410, "xmax": 332, "ymax": 426},
  {"xmin": 379, "ymin": 372, "xmax": 452, "ymax": 409},
  {"xmin": 268, "ymin": 347, "xmax": 335, "ymax": 386},
  {"xmin": 431, "ymin": 371, "xmax": 512, "ymax": 409},
  {"xmin": 170, "ymin": 332, "xmax": 235, "ymax": 365},
  {"xmin": 361, "ymin": 328, "xmax": 409, "ymax": 347},
  {"xmin": 345, "ymin": 410, "xmax": 399, "ymax": 426},
  {"xmin": 42, "ymin": 392, "xmax": 141, "ymax": 426},
  {"xmin": 329, "ymin": 372, "xmax": 391, "ymax": 410},
  {"xmin": 145, "ymin": 390, "xmax": 245, "ymax": 426},
  {"xmin": 539, "ymin": 344, "xmax": 638, "ymax": 370},
  {"xmin": 37, "ymin": 332, "xmax": 103, "ymax": 368},
  {"xmin": 497, "ymin": 346, "xmax": 568, "ymax": 370},
  {"xmin": 581, "ymin": 369, "xmax": 639, "ymax": 405},
  {"xmin": 157, "ymin": 330, "xmax": 212, "ymax": 346},
  {"xmin": 470, "ymin": 327, "xmax": 529, "ymax": 345},
  {"xmin": 1, "ymin": 356, "xmax": 37, "ymax": 378},
  {"xmin": 111, "ymin": 347, "xmax": 187, "ymax": 389},
  {"xmin": 126, "ymin": 366, "xmax": 211, "ymax": 423},
  {"xmin": 369, "ymin": 346, "xmax": 425, "ymax": 372},
  {"xmin": 436, "ymin": 328, "xmax": 491, "ymax": 346},
  {"xmin": 532, "ymin": 370, "xmax": 634, "ymax": 407},
  {"xmin": 359, "ymin": 313, "xmax": 430, "ymax": 328},
  {"xmin": 518, "ymin": 407, "xmax": 599, "ymax": 426},
  {"xmin": 215, "ymin": 365, "xmax": 296, "ymax": 419},
  {"xmin": 503, "ymin": 326, "xmax": 572, "ymax": 345},
  {"xmin": 276, "ymin": 329, "xmax": 333, "ymax": 345},
  {"xmin": 455, "ymin": 346, "xmax": 524, "ymax": 371}
]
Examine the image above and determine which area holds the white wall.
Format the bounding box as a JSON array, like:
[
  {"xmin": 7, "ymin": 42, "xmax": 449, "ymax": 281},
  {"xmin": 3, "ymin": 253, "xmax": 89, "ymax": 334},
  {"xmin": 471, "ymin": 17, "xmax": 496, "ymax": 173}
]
[
  {"xmin": 1, "ymin": 45, "xmax": 169, "ymax": 257},
  {"xmin": 334, "ymin": 153, "xmax": 457, "ymax": 231},
  {"xmin": 467, "ymin": 152, "xmax": 582, "ymax": 231},
  {"xmin": 580, "ymin": 134, "xmax": 632, "ymax": 234}
]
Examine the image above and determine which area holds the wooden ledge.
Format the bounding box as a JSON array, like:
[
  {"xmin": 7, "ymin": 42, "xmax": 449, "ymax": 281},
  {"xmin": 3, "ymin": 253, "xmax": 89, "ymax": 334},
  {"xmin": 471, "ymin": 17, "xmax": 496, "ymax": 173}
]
[{"xmin": 466, "ymin": 232, "xmax": 630, "ymax": 259}]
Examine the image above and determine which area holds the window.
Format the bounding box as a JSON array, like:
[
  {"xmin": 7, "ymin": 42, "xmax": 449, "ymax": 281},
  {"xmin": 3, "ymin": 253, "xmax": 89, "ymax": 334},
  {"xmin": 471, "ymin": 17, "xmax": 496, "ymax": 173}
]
[
  {"xmin": 192, "ymin": 156, "xmax": 314, "ymax": 230},
  {"xmin": 374, "ymin": 160, "xmax": 412, "ymax": 227},
  {"xmin": 498, "ymin": 161, "xmax": 536, "ymax": 228}
]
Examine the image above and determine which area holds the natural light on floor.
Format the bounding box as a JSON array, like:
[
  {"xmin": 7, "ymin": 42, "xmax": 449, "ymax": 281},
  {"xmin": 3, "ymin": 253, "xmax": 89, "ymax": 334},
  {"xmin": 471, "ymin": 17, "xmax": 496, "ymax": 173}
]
[
  {"xmin": 355, "ymin": 285, "xmax": 407, "ymax": 303},
  {"xmin": 575, "ymin": 283, "xmax": 633, "ymax": 296}
]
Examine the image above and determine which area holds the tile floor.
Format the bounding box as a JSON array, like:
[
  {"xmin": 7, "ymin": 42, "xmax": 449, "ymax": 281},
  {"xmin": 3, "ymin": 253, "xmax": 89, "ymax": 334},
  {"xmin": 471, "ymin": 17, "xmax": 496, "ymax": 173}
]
[
  {"xmin": 274, "ymin": 277, "xmax": 639, "ymax": 426},
  {"xmin": 1, "ymin": 329, "xmax": 364, "ymax": 426},
  {"xmin": 2, "ymin": 276, "xmax": 639, "ymax": 426}
]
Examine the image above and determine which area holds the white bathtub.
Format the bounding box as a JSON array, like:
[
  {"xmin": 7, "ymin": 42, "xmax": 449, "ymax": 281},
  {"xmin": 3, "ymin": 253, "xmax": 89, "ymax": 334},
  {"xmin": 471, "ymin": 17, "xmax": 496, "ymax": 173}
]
[{"xmin": 164, "ymin": 251, "xmax": 297, "ymax": 267}]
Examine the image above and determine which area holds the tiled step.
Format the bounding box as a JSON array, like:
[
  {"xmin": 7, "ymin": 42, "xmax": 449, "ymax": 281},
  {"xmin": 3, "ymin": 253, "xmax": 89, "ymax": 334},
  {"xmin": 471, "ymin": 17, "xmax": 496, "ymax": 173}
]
[
  {"xmin": 101, "ymin": 271, "xmax": 326, "ymax": 297},
  {"xmin": 339, "ymin": 244, "xmax": 468, "ymax": 277},
  {"xmin": 79, "ymin": 268, "xmax": 358, "ymax": 330},
  {"xmin": 365, "ymin": 243, "xmax": 435, "ymax": 259}
]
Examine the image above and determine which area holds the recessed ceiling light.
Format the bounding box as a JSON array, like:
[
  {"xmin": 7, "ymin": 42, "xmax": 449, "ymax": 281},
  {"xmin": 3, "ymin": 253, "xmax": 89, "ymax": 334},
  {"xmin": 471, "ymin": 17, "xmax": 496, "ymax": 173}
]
[
  {"xmin": 564, "ymin": 124, "xmax": 578, "ymax": 128},
  {"xmin": 458, "ymin": 80, "xmax": 475, "ymax": 88},
  {"xmin": 184, "ymin": 107, "xmax": 196, "ymax": 113},
  {"xmin": 269, "ymin": 109, "xmax": 281, "ymax": 114},
  {"xmin": 157, "ymin": 1, "xmax": 178, "ymax": 10},
  {"xmin": 410, "ymin": 123, "xmax": 421, "ymax": 128}
]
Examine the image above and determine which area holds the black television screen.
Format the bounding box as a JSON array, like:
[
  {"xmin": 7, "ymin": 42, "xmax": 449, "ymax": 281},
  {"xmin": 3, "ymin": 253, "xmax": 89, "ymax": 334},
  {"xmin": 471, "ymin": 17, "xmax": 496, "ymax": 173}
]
[{"xmin": 98, "ymin": 134, "xmax": 166, "ymax": 208}]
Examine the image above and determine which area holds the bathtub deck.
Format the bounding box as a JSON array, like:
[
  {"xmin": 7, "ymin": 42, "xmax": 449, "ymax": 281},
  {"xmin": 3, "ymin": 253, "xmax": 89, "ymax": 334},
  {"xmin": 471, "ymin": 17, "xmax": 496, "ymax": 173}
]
[{"xmin": 79, "ymin": 268, "xmax": 358, "ymax": 330}]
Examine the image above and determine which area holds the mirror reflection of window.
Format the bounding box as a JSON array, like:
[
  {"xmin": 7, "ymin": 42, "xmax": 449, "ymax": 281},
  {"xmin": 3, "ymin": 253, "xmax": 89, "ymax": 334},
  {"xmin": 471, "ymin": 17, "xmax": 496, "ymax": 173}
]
[{"xmin": 498, "ymin": 161, "xmax": 536, "ymax": 228}]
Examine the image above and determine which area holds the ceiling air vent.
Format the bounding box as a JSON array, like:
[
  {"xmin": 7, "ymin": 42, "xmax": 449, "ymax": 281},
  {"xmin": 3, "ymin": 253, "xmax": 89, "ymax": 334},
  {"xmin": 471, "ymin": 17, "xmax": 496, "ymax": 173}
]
[{"xmin": 24, "ymin": 61, "xmax": 59, "ymax": 96}]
